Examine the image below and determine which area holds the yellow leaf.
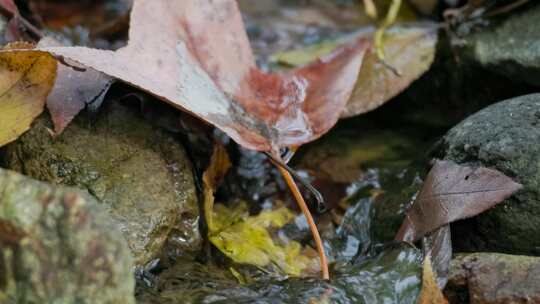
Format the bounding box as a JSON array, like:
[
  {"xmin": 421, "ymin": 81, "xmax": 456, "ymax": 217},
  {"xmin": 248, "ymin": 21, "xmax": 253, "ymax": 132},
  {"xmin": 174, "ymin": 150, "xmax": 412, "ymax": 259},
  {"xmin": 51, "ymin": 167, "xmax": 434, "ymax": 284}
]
[
  {"xmin": 417, "ymin": 255, "xmax": 448, "ymax": 304},
  {"xmin": 0, "ymin": 45, "xmax": 57, "ymax": 147},
  {"xmin": 209, "ymin": 202, "xmax": 319, "ymax": 277},
  {"xmin": 201, "ymin": 145, "xmax": 319, "ymax": 276}
]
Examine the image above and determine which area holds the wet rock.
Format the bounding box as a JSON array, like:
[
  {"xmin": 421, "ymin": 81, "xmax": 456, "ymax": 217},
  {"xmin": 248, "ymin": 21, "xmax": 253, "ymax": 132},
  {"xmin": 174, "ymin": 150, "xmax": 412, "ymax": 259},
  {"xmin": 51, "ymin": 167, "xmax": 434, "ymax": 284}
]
[
  {"xmin": 371, "ymin": 168, "xmax": 424, "ymax": 243},
  {"xmin": 375, "ymin": 33, "xmax": 535, "ymax": 130},
  {"xmin": 462, "ymin": 5, "xmax": 540, "ymax": 86},
  {"xmin": 0, "ymin": 168, "xmax": 134, "ymax": 304},
  {"xmin": 2, "ymin": 100, "xmax": 200, "ymax": 265},
  {"xmin": 445, "ymin": 252, "xmax": 540, "ymax": 304},
  {"xmin": 438, "ymin": 94, "xmax": 540, "ymax": 255}
]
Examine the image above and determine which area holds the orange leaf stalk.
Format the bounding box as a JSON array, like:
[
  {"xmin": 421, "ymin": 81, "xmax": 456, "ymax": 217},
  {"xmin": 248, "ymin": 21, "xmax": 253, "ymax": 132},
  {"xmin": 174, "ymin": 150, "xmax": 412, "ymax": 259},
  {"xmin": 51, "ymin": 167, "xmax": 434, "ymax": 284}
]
[{"xmin": 276, "ymin": 164, "xmax": 330, "ymax": 280}]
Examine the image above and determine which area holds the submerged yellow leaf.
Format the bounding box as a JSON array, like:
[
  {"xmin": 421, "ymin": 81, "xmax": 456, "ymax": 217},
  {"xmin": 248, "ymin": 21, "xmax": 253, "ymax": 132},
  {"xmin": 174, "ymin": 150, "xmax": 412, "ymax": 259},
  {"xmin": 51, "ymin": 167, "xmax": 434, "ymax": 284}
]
[
  {"xmin": 209, "ymin": 202, "xmax": 318, "ymax": 277},
  {"xmin": 0, "ymin": 46, "xmax": 57, "ymax": 147},
  {"xmin": 202, "ymin": 145, "xmax": 318, "ymax": 276},
  {"xmin": 417, "ymin": 255, "xmax": 448, "ymax": 304}
]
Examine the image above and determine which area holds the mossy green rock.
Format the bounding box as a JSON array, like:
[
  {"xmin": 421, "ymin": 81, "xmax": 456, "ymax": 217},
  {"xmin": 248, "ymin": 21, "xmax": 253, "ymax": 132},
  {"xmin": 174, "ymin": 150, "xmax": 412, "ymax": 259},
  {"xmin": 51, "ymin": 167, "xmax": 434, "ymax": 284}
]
[
  {"xmin": 2, "ymin": 100, "xmax": 199, "ymax": 265},
  {"xmin": 463, "ymin": 5, "xmax": 540, "ymax": 86},
  {"xmin": 440, "ymin": 94, "xmax": 540, "ymax": 255},
  {"xmin": 0, "ymin": 168, "xmax": 134, "ymax": 304}
]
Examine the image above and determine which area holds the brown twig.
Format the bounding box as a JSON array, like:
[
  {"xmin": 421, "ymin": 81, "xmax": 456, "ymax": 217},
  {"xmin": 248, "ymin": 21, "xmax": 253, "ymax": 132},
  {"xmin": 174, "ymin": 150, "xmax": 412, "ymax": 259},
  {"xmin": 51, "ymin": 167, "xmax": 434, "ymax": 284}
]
[
  {"xmin": 17, "ymin": 16, "xmax": 43, "ymax": 39},
  {"xmin": 0, "ymin": 6, "xmax": 43, "ymax": 40},
  {"xmin": 270, "ymin": 151, "xmax": 329, "ymax": 280},
  {"xmin": 264, "ymin": 151, "xmax": 326, "ymax": 212},
  {"xmin": 379, "ymin": 58, "xmax": 402, "ymax": 77}
]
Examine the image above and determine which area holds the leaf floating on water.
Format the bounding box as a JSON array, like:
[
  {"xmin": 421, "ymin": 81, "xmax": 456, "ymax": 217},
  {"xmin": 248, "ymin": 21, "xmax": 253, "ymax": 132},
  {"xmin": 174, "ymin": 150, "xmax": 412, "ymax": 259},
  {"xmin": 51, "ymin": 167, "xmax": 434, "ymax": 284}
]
[
  {"xmin": 395, "ymin": 160, "xmax": 523, "ymax": 242},
  {"xmin": 12, "ymin": 0, "xmax": 369, "ymax": 151},
  {"xmin": 0, "ymin": 43, "xmax": 57, "ymax": 147},
  {"xmin": 271, "ymin": 25, "xmax": 437, "ymax": 118},
  {"xmin": 209, "ymin": 202, "xmax": 319, "ymax": 277},
  {"xmin": 38, "ymin": 37, "xmax": 114, "ymax": 135},
  {"xmin": 344, "ymin": 25, "xmax": 437, "ymax": 117},
  {"xmin": 417, "ymin": 255, "xmax": 448, "ymax": 304}
]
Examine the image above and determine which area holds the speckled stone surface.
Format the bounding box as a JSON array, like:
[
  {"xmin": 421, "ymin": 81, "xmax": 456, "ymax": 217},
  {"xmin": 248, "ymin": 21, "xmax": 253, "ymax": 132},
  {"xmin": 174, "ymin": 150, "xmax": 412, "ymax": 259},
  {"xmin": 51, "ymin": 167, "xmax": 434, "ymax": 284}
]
[
  {"xmin": 0, "ymin": 168, "xmax": 135, "ymax": 304},
  {"xmin": 440, "ymin": 94, "xmax": 540, "ymax": 254}
]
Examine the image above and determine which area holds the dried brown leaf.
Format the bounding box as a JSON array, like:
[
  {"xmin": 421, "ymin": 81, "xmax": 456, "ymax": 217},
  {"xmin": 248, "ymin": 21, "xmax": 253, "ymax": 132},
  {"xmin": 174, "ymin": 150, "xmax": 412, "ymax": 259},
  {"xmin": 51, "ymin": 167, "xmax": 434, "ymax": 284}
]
[
  {"xmin": 395, "ymin": 160, "xmax": 523, "ymax": 242},
  {"xmin": 25, "ymin": 0, "xmax": 368, "ymax": 151},
  {"xmin": 38, "ymin": 37, "xmax": 113, "ymax": 134},
  {"xmin": 271, "ymin": 25, "xmax": 437, "ymax": 119},
  {"xmin": 342, "ymin": 25, "xmax": 437, "ymax": 118},
  {"xmin": 423, "ymin": 225, "xmax": 452, "ymax": 289}
]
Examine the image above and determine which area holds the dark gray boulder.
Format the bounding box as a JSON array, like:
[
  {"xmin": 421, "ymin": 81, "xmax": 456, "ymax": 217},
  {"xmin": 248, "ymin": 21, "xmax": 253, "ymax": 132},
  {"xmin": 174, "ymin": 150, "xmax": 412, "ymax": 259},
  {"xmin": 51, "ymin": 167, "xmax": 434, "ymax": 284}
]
[
  {"xmin": 462, "ymin": 5, "xmax": 540, "ymax": 86},
  {"xmin": 439, "ymin": 94, "xmax": 540, "ymax": 254}
]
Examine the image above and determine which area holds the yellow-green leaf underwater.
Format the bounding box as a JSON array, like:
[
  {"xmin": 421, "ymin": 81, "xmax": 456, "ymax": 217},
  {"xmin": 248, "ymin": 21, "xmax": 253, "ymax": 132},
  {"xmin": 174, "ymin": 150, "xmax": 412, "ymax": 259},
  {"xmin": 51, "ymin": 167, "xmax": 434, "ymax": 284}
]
[
  {"xmin": 201, "ymin": 139, "xmax": 320, "ymax": 277},
  {"xmin": 209, "ymin": 202, "xmax": 319, "ymax": 277}
]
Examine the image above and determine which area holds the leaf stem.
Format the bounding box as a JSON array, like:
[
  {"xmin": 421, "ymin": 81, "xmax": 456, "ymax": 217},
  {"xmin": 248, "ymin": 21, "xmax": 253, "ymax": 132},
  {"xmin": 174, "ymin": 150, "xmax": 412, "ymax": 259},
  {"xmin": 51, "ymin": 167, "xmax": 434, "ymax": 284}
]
[
  {"xmin": 275, "ymin": 162, "xmax": 329, "ymax": 280},
  {"xmin": 374, "ymin": 0, "xmax": 402, "ymax": 60},
  {"xmin": 264, "ymin": 151, "xmax": 326, "ymax": 212}
]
